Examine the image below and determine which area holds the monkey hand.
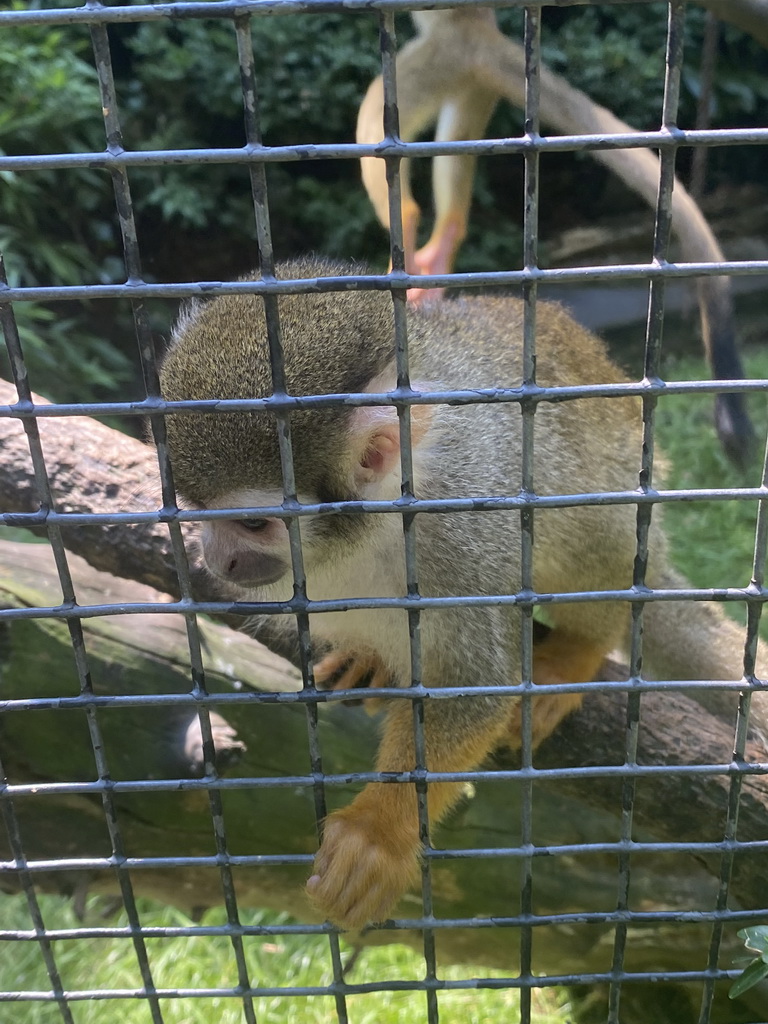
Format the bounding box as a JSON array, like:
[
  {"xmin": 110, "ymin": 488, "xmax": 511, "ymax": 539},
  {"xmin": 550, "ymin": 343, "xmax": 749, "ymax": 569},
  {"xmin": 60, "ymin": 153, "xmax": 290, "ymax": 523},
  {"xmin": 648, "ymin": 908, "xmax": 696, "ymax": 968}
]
[
  {"xmin": 306, "ymin": 785, "xmax": 421, "ymax": 929},
  {"xmin": 313, "ymin": 648, "xmax": 393, "ymax": 710}
]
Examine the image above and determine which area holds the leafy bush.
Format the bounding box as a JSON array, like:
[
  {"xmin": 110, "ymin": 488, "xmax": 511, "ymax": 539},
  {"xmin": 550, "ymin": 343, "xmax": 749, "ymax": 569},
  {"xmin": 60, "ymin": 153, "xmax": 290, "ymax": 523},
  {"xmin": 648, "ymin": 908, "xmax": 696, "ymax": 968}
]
[
  {"xmin": 731, "ymin": 926, "xmax": 768, "ymax": 999},
  {"xmin": 0, "ymin": 12, "xmax": 134, "ymax": 400}
]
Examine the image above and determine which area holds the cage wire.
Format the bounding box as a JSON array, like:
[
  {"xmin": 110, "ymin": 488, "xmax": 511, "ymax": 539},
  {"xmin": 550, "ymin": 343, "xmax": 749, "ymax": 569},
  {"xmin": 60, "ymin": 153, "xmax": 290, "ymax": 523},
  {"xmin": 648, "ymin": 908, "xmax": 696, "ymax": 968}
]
[{"xmin": 1, "ymin": 1, "xmax": 768, "ymax": 1023}]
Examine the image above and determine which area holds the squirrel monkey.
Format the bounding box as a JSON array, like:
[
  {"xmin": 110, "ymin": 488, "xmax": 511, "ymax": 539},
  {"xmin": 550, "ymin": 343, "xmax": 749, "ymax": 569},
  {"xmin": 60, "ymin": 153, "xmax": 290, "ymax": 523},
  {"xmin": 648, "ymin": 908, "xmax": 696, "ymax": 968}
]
[
  {"xmin": 356, "ymin": 7, "xmax": 753, "ymax": 465},
  {"xmin": 160, "ymin": 256, "xmax": 764, "ymax": 929}
]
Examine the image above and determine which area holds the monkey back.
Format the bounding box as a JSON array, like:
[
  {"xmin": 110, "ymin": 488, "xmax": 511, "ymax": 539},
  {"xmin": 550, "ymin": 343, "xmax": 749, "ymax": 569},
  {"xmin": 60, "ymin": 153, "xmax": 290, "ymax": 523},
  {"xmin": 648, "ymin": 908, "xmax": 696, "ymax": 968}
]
[{"xmin": 160, "ymin": 257, "xmax": 644, "ymax": 512}]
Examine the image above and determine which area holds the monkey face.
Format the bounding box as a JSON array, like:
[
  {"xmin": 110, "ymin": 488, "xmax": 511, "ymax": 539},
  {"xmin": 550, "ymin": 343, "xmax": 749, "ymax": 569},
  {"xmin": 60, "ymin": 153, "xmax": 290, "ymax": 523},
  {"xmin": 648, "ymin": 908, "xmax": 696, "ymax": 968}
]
[
  {"xmin": 198, "ymin": 486, "xmax": 372, "ymax": 593},
  {"xmin": 200, "ymin": 489, "xmax": 293, "ymax": 590}
]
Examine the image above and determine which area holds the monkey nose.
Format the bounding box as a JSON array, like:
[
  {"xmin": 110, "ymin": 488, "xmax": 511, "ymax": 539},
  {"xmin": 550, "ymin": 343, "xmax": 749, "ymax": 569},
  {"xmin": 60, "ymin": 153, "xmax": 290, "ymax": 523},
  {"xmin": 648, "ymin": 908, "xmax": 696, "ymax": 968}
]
[{"xmin": 211, "ymin": 549, "xmax": 287, "ymax": 587}]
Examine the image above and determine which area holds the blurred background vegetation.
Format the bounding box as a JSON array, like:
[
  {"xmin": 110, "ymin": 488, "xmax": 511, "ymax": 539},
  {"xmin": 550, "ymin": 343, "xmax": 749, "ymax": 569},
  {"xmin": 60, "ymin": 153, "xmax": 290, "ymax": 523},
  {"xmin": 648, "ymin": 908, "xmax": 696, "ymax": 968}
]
[{"xmin": 1, "ymin": 0, "xmax": 767, "ymax": 406}]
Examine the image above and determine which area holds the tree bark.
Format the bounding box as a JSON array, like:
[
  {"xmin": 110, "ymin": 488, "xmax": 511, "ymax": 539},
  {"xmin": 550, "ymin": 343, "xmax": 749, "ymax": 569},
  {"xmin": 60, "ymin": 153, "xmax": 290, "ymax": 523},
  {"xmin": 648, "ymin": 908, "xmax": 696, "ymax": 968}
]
[{"xmin": 0, "ymin": 378, "xmax": 199, "ymax": 599}]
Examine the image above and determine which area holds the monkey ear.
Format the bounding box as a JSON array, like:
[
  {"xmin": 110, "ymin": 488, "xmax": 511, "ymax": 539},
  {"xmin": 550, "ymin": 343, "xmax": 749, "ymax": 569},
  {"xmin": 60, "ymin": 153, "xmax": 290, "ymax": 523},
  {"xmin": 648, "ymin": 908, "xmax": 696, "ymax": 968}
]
[
  {"xmin": 351, "ymin": 407, "xmax": 401, "ymax": 485},
  {"xmin": 349, "ymin": 375, "xmax": 436, "ymax": 488}
]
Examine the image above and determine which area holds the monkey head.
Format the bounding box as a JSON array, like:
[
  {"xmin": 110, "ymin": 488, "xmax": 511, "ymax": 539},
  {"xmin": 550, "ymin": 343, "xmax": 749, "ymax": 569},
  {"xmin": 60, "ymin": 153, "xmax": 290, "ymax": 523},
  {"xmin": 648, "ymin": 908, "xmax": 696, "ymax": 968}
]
[{"xmin": 159, "ymin": 259, "xmax": 435, "ymax": 592}]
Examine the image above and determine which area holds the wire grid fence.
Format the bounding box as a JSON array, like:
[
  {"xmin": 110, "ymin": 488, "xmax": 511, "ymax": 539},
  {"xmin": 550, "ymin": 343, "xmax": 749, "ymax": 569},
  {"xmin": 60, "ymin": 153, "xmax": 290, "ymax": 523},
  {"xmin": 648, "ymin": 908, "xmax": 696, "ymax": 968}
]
[{"xmin": 1, "ymin": 1, "xmax": 768, "ymax": 1022}]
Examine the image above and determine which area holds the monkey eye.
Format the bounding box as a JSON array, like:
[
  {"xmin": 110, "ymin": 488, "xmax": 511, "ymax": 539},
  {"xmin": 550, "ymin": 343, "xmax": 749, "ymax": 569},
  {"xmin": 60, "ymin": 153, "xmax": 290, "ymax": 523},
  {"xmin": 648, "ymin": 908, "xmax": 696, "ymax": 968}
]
[{"xmin": 239, "ymin": 517, "xmax": 270, "ymax": 533}]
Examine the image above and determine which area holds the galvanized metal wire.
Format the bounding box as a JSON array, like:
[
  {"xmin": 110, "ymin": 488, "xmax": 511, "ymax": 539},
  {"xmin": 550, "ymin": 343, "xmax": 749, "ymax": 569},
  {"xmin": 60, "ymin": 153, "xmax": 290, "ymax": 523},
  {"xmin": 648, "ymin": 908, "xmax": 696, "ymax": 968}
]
[{"xmin": 1, "ymin": 0, "xmax": 767, "ymax": 1020}]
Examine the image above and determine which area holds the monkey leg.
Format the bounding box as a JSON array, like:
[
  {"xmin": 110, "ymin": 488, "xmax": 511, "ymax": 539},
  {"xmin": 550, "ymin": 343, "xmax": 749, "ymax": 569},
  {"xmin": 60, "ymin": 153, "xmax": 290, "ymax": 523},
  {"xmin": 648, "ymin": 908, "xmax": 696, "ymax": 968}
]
[
  {"xmin": 508, "ymin": 629, "xmax": 608, "ymax": 750},
  {"xmin": 357, "ymin": 76, "xmax": 421, "ymax": 275},
  {"xmin": 407, "ymin": 161, "xmax": 466, "ymax": 303},
  {"xmin": 409, "ymin": 86, "xmax": 498, "ymax": 305},
  {"xmin": 306, "ymin": 695, "xmax": 512, "ymax": 929},
  {"xmin": 357, "ymin": 30, "xmax": 491, "ymax": 289},
  {"xmin": 357, "ymin": 33, "xmax": 450, "ymax": 279}
]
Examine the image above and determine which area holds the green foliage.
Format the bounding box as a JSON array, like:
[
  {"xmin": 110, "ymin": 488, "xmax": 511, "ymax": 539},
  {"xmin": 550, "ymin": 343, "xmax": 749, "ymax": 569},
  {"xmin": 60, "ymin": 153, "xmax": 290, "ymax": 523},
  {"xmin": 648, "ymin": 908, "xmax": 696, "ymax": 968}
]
[
  {"xmin": 730, "ymin": 926, "xmax": 768, "ymax": 999},
  {"xmin": 540, "ymin": 6, "xmax": 668, "ymax": 124},
  {"xmin": 120, "ymin": 12, "xmax": 381, "ymax": 243},
  {"xmin": 537, "ymin": 4, "xmax": 768, "ymax": 131},
  {"xmin": 0, "ymin": 11, "xmax": 132, "ymax": 401},
  {"xmin": 0, "ymin": 15, "xmax": 110, "ymax": 287},
  {"xmin": 1, "ymin": 302, "xmax": 133, "ymax": 403}
]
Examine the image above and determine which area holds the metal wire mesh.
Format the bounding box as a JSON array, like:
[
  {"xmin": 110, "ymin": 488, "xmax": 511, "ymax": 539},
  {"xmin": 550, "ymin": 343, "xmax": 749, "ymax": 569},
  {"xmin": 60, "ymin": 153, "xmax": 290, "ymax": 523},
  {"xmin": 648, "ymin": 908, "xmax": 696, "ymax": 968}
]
[{"xmin": 1, "ymin": 2, "xmax": 768, "ymax": 1023}]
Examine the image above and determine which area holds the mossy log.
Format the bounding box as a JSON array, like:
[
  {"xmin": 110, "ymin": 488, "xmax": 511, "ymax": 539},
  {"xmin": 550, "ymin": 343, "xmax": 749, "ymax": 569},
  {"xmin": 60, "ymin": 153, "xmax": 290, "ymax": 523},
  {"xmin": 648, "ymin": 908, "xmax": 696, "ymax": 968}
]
[{"xmin": 2, "ymin": 541, "xmax": 768, "ymax": 1022}]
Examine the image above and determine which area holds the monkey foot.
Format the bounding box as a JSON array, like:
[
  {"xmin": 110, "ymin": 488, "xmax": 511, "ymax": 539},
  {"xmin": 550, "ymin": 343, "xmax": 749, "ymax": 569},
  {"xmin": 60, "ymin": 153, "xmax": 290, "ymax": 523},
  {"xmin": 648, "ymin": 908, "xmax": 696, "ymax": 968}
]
[
  {"xmin": 413, "ymin": 242, "xmax": 451, "ymax": 278},
  {"xmin": 407, "ymin": 285, "xmax": 446, "ymax": 306},
  {"xmin": 406, "ymin": 245, "xmax": 455, "ymax": 305},
  {"xmin": 406, "ymin": 218, "xmax": 465, "ymax": 306},
  {"xmin": 306, "ymin": 796, "xmax": 420, "ymax": 929}
]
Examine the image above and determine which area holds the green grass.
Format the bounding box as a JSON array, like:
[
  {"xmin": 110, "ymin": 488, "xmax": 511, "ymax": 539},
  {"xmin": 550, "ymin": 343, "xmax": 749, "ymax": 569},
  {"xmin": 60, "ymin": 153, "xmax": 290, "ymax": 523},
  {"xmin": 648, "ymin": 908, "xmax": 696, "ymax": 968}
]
[
  {"xmin": 0, "ymin": 895, "xmax": 570, "ymax": 1024},
  {"xmin": 657, "ymin": 348, "xmax": 768, "ymax": 629}
]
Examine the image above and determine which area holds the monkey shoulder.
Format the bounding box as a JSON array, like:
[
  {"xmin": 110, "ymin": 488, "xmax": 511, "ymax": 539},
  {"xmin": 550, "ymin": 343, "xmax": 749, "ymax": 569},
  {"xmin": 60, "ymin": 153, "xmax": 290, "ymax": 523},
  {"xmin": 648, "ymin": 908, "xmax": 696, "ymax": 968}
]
[{"xmin": 412, "ymin": 295, "xmax": 631, "ymax": 391}]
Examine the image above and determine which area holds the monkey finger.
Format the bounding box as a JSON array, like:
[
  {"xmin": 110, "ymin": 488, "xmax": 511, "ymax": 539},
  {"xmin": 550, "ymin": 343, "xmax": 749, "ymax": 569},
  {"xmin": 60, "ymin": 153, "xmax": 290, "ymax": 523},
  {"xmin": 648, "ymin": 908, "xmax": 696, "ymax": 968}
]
[
  {"xmin": 313, "ymin": 651, "xmax": 354, "ymax": 690},
  {"xmin": 318, "ymin": 876, "xmax": 400, "ymax": 931},
  {"xmin": 371, "ymin": 665, "xmax": 393, "ymax": 688},
  {"xmin": 340, "ymin": 656, "xmax": 394, "ymax": 694},
  {"xmin": 349, "ymin": 658, "xmax": 396, "ymax": 711},
  {"xmin": 317, "ymin": 650, "xmax": 393, "ymax": 695},
  {"xmin": 308, "ymin": 856, "xmax": 404, "ymax": 930},
  {"xmin": 332, "ymin": 662, "xmax": 376, "ymax": 693},
  {"xmin": 358, "ymin": 664, "xmax": 397, "ymax": 713}
]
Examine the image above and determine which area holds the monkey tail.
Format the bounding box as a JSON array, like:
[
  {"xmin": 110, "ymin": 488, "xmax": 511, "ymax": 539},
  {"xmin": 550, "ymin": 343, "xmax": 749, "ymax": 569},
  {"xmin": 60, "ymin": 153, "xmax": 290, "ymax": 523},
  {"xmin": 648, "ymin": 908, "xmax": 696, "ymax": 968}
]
[
  {"xmin": 478, "ymin": 30, "xmax": 754, "ymax": 466},
  {"xmin": 642, "ymin": 564, "xmax": 768, "ymax": 741}
]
